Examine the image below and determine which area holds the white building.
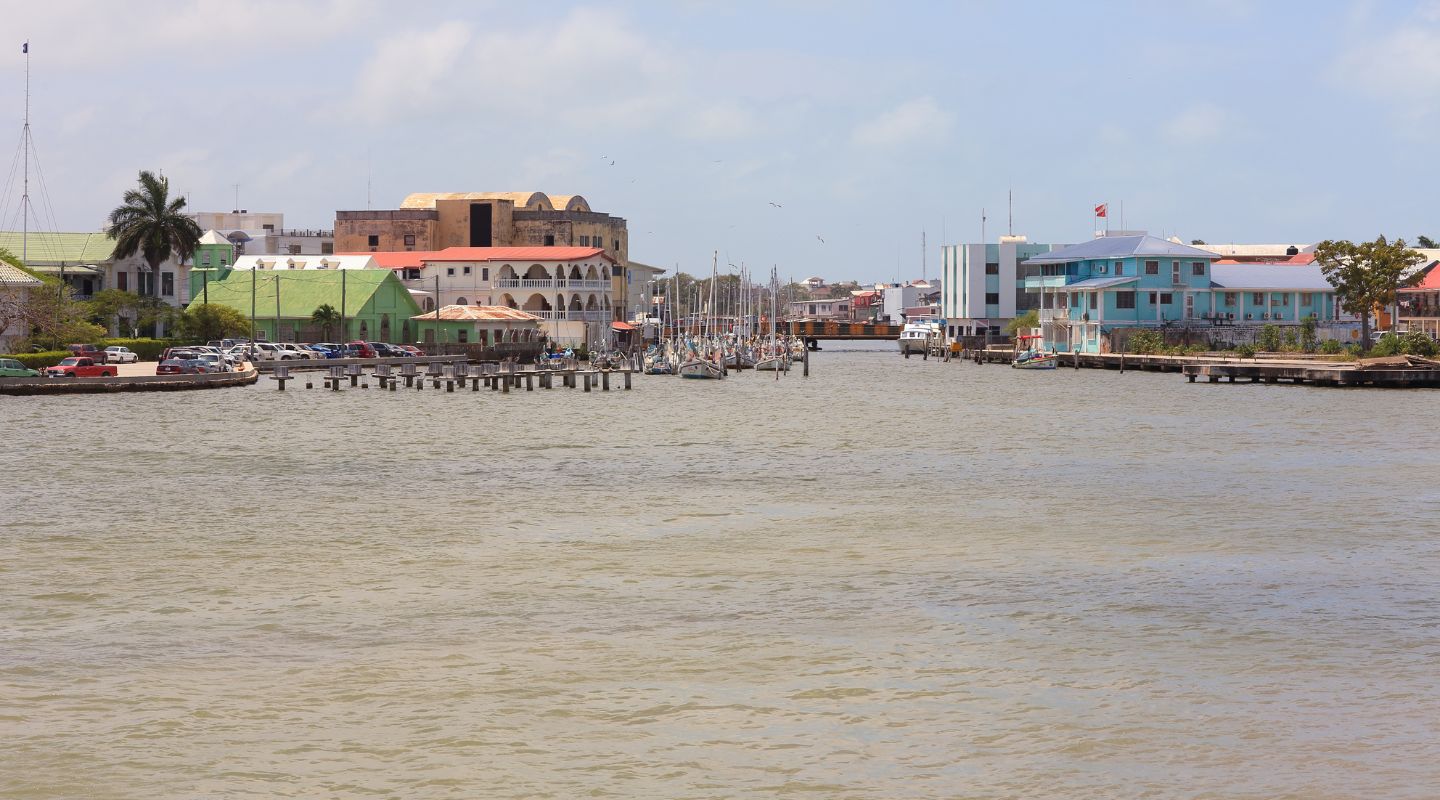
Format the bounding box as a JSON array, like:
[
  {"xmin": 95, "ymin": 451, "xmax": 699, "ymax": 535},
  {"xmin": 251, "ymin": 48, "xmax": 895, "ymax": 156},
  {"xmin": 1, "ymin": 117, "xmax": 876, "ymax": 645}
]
[
  {"xmin": 230, "ymin": 255, "xmax": 379, "ymax": 270},
  {"xmin": 941, "ymin": 235, "xmax": 1061, "ymax": 337},
  {"xmin": 190, "ymin": 210, "xmax": 334, "ymax": 257},
  {"xmin": 0, "ymin": 261, "xmax": 45, "ymax": 351},
  {"xmin": 624, "ymin": 261, "xmax": 667, "ymax": 320}
]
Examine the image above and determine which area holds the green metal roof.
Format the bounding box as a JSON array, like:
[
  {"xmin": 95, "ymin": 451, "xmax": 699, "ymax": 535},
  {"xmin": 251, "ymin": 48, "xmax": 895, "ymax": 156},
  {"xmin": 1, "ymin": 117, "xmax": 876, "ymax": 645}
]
[
  {"xmin": 0, "ymin": 231, "xmax": 117, "ymax": 264},
  {"xmin": 196, "ymin": 269, "xmax": 421, "ymax": 319}
]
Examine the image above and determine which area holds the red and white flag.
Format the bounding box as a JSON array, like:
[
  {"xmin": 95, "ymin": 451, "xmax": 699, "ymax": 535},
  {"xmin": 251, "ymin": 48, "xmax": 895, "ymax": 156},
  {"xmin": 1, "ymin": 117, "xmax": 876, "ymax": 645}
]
[{"xmin": 1094, "ymin": 203, "xmax": 1108, "ymax": 218}]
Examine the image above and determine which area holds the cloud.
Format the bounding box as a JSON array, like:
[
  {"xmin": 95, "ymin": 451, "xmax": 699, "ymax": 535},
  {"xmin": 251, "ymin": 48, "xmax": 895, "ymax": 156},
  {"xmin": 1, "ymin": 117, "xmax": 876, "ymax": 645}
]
[
  {"xmin": 681, "ymin": 102, "xmax": 761, "ymax": 140},
  {"xmin": 349, "ymin": 21, "xmax": 474, "ymax": 114},
  {"xmin": 1161, "ymin": 103, "xmax": 1230, "ymax": 146},
  {"xmin": 1330, "ymin": 8, "xmax": 1440, "ymax": 131},
  {"xmin": 850, "ymin": 97, "xmax": 953, "ymax": 148}
]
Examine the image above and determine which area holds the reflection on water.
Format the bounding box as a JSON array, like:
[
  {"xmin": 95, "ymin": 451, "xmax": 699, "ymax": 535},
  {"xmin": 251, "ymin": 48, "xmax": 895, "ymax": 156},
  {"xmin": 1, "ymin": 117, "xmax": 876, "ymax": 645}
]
[{"xmin": 3, "ymin": 343, "xmax": 1439, "ymax": 798}]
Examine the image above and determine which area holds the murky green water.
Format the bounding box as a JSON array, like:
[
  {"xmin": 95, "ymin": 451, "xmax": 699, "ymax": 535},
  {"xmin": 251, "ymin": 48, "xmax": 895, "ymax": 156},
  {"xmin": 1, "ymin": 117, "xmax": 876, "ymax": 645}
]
[{"xmin": 3, "ymin": 345, "xmax": 1438, "ymax": 798}]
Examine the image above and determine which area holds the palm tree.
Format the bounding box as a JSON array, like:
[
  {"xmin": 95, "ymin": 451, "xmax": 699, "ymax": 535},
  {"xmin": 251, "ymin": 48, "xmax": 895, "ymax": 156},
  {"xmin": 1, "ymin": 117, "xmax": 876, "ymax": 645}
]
[
  {"xmin": 311, "ymin": 303, "xmax": 342, "ymax": 340},
  {"xmin": 105, "ymin": 170, "xmax": 202, "ymax": 298}
]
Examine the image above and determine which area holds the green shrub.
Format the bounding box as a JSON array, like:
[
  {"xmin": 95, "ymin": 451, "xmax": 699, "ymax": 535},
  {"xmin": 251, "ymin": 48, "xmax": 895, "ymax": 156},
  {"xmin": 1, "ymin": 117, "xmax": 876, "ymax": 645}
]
[
  {"xmin": 1300, "ymin": 318, "xmax": 1318, "ymax": 352},
  {"xmin": 1128, "ymin": 329, "xmax": 1165, "ymax": 355},
  {"xmin": 99, "ymin": 338, "xmax": 183, "ymax": 361},
  {"xmin": 1371, "ymin": 332, "xmax": 1404, "ymax": 357},
  {"xmin": 1344, "ymin": 342, "xmax": 1364, "ymax": 357},
  {"xmin": 1282, "ymin": 327, "xmax": 1299, "ymax": 351},
  {"xmin": 1400, "ymin": 331, "xmax": 1437, "ymax": 357},
  {"xmin": 1234, "ymin": 344, "xmax": 1256, "ymax": 358},
  {"xmin": 1257, "ymin": 324, "xmax": 1282, "ymax": 352},
  {"xmin": 1318, "ymin": 339, "xmax": 1343, "ymax": 355},
  {"xmin": 7, "ymin": 350, "xmax": 69, "ymax": 368}
]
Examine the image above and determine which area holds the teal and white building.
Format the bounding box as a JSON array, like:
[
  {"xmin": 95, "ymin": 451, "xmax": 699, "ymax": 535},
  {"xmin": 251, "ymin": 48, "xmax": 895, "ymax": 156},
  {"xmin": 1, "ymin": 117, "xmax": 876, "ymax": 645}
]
[
  {"xmin": 1020, "ymin": 234, "xmax": 1347, "ymax": 353},
  {"xmin": 940, "ymin": 235, "xmax": 1060, "ymax": 338}
]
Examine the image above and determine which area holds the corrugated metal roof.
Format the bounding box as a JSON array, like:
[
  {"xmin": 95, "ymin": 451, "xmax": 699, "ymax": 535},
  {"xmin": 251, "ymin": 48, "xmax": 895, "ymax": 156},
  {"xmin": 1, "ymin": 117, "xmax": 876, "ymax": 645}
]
[
  {"xmin": 0, "ymin": 231, "xmax": 116, "ymax": 263},
  {"xmin": 0, "ymin": 262, "xmax": 45, "ymax": 285},
  {"xmin": 1405, "ymin": 262, "xmax": 1440, "ymax": 290},
  {"xmin": 410, "ymin": 305, "xmax": 541, "ymax": 322},
  {"xmin": 199, "ymin": 269, "xmax": 420, "ymax": 318},
  {"xmin": 1023, "ymin": 235, "xmax": 1218, "ymax": 264},
  {"xmin": 232, "ymin": 255, "xmax": 378, "ymax": 270},
  {"xmin": 1210, "ymin": 263, "xmax": 1333, "ymax": 290}
]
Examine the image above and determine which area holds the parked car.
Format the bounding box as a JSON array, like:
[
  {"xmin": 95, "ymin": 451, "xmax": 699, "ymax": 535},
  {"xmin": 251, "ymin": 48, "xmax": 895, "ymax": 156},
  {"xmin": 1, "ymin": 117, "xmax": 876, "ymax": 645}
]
[
  {"xmin": 46, "ymin": 357, "xmax": 117, "ymax": 377},
  {"xmin": 208, "ymin": 338, "xmax": 248, "ymax": 350},
  {"xmin": 103, "ymin": 346, "xmax": 139, "ymax": 364},
  {"xmin": 156, "ymin": 358, "xmax": 208, "ymax": 375},
  {"xmin": 194, "ymin": 353, "xmax": 231, "ymax": 372},
  {"xmin": 161, "ymin": 347, "xmax": 201, "ymax": 362},
  {"xmin": 371, "ymin": 342, "xmax": 406, "ymax": 357},
  {"xmin": 343, "ymin": 341, "xmax": 378, "ymax": 358},
  {"xmin": 248, "ymin": 342, "xmax": 285, "ymax": 361},
  {"xmin": 66, "ymin": 343, "xmax": 107, "ymax": 364},
  {"xmin": 0, "ymin": 357, "xmax": 40, "ymax": 377},
  {"xmin": 398, "ymin": 345, "xmax": 425, "ymax": 357},
  {"xmin": 311, "ymin": 343, "xmax": 346, "ymax": 358}
]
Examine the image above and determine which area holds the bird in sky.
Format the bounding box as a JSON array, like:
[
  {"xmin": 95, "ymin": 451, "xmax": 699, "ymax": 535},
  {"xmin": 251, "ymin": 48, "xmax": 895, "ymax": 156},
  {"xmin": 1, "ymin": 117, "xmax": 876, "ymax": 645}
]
[
  {"xmin": 816, "ymin": 235, "xmax": 825, "ymax": 244},
  {"xmin": 768, "ymin": 202, "xmax": 782, "ymax": 208},
  {"xmin": 610, "ymin": 160, "xmax": 615, "ymax": 166}
]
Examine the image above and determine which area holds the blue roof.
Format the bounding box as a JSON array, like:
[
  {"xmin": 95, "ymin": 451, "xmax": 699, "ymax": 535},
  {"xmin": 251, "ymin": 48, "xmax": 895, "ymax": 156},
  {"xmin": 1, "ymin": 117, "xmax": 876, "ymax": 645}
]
[
  {"xmin": 1211, "ymin": 263, "xmax": 1333, "ymax": 291},
  {"xmin": 1023, "ymin": 235, "xmax": 1218, "ymax": 264}
]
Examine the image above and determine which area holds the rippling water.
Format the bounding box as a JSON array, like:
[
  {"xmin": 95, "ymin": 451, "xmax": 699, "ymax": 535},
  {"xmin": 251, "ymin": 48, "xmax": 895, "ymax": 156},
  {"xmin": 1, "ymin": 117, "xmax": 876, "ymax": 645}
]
[{"xmin": 3, "ymin": 344, "xmax": 1439, "ymax": 799}]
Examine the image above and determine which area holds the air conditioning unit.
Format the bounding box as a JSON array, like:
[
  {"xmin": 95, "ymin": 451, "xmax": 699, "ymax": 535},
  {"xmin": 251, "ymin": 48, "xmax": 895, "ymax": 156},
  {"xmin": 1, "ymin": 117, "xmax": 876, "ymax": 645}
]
[{"xmin": 1244, "ymin": 313, "xmax": 1252, "ymax": 320}]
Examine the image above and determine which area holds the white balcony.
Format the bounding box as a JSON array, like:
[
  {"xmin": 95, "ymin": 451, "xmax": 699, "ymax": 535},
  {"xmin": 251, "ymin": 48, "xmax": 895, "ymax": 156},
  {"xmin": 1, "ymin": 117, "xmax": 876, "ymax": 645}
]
[
  {"xmin": 494, "ymin": 278, "xmax": 611, "ymax": 291},
  {"xmin": 1039, "ymin": 308, "xmax": 1070, "ymax": 322},
  {"xmin": 525, "ymin": 310, "xmax": 612, "ymax": 321}
]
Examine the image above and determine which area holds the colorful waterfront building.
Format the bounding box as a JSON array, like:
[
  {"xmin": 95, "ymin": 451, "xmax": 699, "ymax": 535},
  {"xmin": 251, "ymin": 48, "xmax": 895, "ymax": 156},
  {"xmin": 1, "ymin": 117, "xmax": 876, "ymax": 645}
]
[
  {"xmin": 941, "ymin": 235, "xmax": 1061, "ymax": 338},
  {"xmin": 1021, "ymin": 234, "xmax": 1346, "ymax": 353},
  {"xmin": 194, "ymin": 268, "xmax": 421, "ymax": 343}
]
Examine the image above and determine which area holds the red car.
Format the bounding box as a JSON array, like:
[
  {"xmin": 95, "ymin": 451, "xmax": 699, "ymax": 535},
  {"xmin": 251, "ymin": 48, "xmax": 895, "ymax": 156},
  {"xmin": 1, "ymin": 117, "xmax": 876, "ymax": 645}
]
[
  {"xmin": 399, "ymin": 345, "xmax": 425, "ymax": 357},
  {"xmin": 66, "ymin": 343, "xmax": 107, "ymax": 364},
  {"xmin": 344, "ymin": 341, "xmax": 378, "ymax": 358},
  {"xmin": 46, "ymin": 357, "xmax": 117, "ymax": 377}
]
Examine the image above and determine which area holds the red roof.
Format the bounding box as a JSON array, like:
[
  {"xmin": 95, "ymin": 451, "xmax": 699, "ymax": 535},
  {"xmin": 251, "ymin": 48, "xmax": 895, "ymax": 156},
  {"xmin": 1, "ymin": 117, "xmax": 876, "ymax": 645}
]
[
  {"xmin": 1412, "ymin": 262, "xmax": 1440, "ymax": 290},
  {"xmin": 611, "ymin": 321, "xmax": 636, "ymax": 331},
  {"xmin": 349, "ymin": 250, "xmax": 436, "ymax": 269}
]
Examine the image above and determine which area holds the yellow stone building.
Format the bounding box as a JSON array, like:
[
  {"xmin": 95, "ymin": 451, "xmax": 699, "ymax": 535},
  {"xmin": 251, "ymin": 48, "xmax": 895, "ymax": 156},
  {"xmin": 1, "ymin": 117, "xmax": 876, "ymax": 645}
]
[{"xmin": 335, "ymin": 192, "xmax": 630, "ymax": 318}]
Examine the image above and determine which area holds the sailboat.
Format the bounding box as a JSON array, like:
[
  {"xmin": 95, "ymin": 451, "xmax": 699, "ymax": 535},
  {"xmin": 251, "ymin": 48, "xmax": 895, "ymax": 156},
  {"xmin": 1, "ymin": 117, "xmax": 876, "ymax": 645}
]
[
  {"xmin": 678, "ymin": 253, "xmax": 725, "ymax": 380},
  {"xmin": 755, "ymin": 268, "xmax": 789, "ymax": 372}
]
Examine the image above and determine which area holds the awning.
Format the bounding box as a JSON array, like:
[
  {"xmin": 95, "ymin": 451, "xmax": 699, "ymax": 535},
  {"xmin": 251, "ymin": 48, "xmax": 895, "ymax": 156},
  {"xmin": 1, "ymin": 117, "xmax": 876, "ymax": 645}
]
[{"xmin": 611, "ymin": 321, "xmax": 636, "ymax": 331}]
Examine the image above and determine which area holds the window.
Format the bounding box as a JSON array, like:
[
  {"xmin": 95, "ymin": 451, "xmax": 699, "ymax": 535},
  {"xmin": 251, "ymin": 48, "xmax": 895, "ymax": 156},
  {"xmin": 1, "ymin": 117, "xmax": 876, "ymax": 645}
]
[
  {"xmin": 580, "ymin": 235, "xmax": 590, "ymax": 246},
  {"xmin": 1160, "ymin": 293, "xmax": 1173, "ymax": 305},
  {"xmin": 1145, "ymin": 260, "xmax": 1159, "ymax": 275},
  {"xmin": 321, "ymin": 242, "xmax": 334, "ymax": 255},
  {"xmin": 455, "ymin": 297, "xmax": 468, "ymax": 305},
  {"xmin": 458, "ymin": 329, "xmax": 469, "ymax": 343},
  {"xmin": 288, "ymin": 244, "xmax": 302, "ymax": 255},
  {"xmin": 613, "ymin": 239, "xmax": 620, "ymax": 250},
  {"xmin": 1089, "ymin": 292, "xmax": 1097, "ymax": 310},
  {"xmin": 161, "ymin": 272, "xmax": 174, "ymax": 296},
  {"xmin": 404, "ymin": 234, "xmax": 416, "ymax": 247},
  {"xmin": 543, "ymin": 234, "xmax": 555, "ymax": 246},
  {"xmin": 368, "ymin": 235, "xmax": 379, "ymax": 247},
  {"xmin": 463, "ymin": 266, "xmax": 471, "ymax": 275},
  {"xmin": 1192, "ymin": 262, "xmax": 1206, "ymax": 276},
  {"xmin": 1114, "ymin": 261, "xmax": 1124, "ymax": 274},
  {"xmin": 985, "ymin": 262, "xmax": 999, "ymax": 275},
  {"xmin": 262, "ymin": 223, "xmax": 274, "ymax": 231},
  {"xmin": 984, "ymin": 292, "xmax": 1000, "ymax": 305},
  {"xmin": 1224, "ymin": 292, "xmax": 1237, "ymax": 306},
  {"xmin": 1116, "ymin": 291, "xmax": 1136, "ymax": 309},
  {"xmin": 482, "ymin": 268, "xmax": 489, "ymax": 281},
  {"xmin": 1252, "ymin": 292, "xmax": 1265, "ymax": 306},
  {"xmin": 1300, "ymin": 292, "xmax": 1313, "ymax": 305},
  {"xmin": 1279, "ymin": 293, "xmax": 1290, "ymax": 306},
  {"xmin": 1148, "ymin": 292, "xmax": 1157, "ymax": 304},
  {"xmin": 446, "ymin": 267, "xmax": 455, "ymax": 277}
]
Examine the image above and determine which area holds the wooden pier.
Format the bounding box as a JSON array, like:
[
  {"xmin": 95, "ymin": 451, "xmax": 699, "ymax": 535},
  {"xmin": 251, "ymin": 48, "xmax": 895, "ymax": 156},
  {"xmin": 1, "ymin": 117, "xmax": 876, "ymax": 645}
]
[{"xmin": 269, "ymin": 361, "xmax": 637, "ymax": 393}]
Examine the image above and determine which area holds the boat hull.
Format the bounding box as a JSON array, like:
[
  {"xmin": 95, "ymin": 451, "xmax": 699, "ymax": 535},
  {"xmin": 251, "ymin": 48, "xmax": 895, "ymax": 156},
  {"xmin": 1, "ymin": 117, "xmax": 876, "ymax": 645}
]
[
  {"xmin": 1012, "ymin": 357, "xmax": 1058, "ymax": 370},
  {"xmin": 678, "ymin": 360, "xmax": 725, "ymax": 379}
]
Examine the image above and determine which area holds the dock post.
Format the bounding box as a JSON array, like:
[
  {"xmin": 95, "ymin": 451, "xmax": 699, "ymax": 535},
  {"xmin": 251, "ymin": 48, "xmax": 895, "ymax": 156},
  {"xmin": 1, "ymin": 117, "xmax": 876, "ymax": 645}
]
[
  {"xmin": 526, "ymin": 374, "xmax": 534, "ymax": 391},
  {"xmin": 502, "ymin": 374, "xmax": 509, "ymax": 393},
  {"xmin": 405, "ymin": 376, "xmax": 414, "ymax": 387},
  {"xmin": 602, "ymin": 371, "xmax": 610, "ymax": 391},
  {"xmin": 446, "ymin": 379, "xmax": 454, "ymax": 392},
  {"xmin": 584, "ymin": 373, "xmax": 592, "ymax": 392},
  {"xmin": 390, "ymin": 378, "xmax": 396, "ymax": 391},
  {"xmin": 803, "ymin": 347, "xmax": 810, "ymax": 377},
  {"xmin": 624, "ymin": 371, "xmax": 632, "ymax": 390}
]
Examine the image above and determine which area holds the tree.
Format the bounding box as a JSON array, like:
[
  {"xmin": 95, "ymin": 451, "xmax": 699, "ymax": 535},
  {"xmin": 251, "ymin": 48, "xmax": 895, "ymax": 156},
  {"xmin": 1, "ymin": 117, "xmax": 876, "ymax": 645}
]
[
  {"xmin": 87, "ymin": 288, "xmax": 177, "ymax": 338},
  {"xmin": 311, "ymin": 303, "xmax": 341, "ymax": 340},
  {"xmin": 179, "ymin": 303, "xmax": 251, "ymax": 342},
  {"xmin": 1004, "ymin": 309, "xmax": 1039, "ymax": 334},
  {"xmin": 105, "ymin": 170, "xmax": 202, "ymax": 298},
  {"xmin": 1314, "ymin": 236, "xmax": 1425, "ymax": 351},
  {"xmin": 1418, "ymin": 235, "xmax": 1437, "ymax": 249}
]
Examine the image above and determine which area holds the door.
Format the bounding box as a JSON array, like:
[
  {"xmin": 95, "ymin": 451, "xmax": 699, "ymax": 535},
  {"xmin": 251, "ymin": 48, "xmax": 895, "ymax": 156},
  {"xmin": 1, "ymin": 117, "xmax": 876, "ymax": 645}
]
[{"xmin": 1184, "ymin": 294, "xmax": 1194, "ymax": 319}]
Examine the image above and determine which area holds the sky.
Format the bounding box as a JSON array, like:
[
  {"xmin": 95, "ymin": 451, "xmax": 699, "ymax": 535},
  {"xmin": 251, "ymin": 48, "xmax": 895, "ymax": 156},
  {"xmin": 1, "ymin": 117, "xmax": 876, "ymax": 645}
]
[{"xmin": 1, "ymin": 0, "xmax": 1438, "ymax": 282}]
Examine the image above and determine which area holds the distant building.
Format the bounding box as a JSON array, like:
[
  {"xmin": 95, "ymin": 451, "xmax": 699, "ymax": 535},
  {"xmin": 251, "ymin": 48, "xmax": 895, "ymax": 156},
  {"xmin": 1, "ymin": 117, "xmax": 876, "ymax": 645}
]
[
  {"xmin": 1395, "ymin": 252, "xmax": 1440, "ymax": 337},
  {"xmin": 334, "ymin": 192, "xmax": 629, "ymax": 317},
  {"xmin": 625, "ymin": 261, "xmax": 667, "ymax": 320},
  {"xmin": 0, "ymin": 261, "xmax": 45, "ymax": 351},
  {"xmin": 941, "ymin": 235, "xmax": 1060, "ymax": 338},
  {"xmin": 190, "ymin": 211, "xmax": 333, "ymax": 256},
  {"xmin": 786, "ymin": 297, "xmax": 850, "ymax": 320},
  {"xmin": 410, "ymin": 305, "xmax": 543, "ymax": 348}
]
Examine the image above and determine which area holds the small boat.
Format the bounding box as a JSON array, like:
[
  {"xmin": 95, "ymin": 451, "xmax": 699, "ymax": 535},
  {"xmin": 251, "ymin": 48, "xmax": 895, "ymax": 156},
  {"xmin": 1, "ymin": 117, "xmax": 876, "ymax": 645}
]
[
  {"xmin": 1012, "ymin": 349, "xmax": 1058, "ymax": 370},
  {"xmin": 898, "ymin": 316, "xmax": 943, "ymax": 356},
  {"xmin": 679, "ymin": 357, "xmax": 725, "ymax": 379}
]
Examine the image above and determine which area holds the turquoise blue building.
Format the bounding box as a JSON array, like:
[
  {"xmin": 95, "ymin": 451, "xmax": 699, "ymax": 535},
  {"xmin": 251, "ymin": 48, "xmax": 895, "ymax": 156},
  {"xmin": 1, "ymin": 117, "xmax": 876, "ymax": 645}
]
[{"xmin": 1021, "ymin": 234, "xmax": 1343, "ymax": 353}]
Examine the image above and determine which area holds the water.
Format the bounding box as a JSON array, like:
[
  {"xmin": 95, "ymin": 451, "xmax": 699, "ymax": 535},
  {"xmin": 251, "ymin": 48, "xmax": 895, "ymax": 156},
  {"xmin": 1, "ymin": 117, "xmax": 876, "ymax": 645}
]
[{"xmin": 3, "ymin": 344, "xmax": 1438, "ymax": 799}]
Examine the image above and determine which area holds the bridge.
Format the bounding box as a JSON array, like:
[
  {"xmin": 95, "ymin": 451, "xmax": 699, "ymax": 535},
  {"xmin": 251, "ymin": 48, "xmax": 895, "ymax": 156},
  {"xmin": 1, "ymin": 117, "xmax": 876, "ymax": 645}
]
[{"xmin": 785, "ymin": 320, "xmax": 902, "ymax": 348}]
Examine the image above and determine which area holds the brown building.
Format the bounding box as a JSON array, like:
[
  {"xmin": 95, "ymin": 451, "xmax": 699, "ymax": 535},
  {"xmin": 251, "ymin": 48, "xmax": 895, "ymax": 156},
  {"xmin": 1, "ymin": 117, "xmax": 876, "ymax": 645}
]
[{"xmin": 335, "ymin": 192, "xmax": 630, "ymax": 318}]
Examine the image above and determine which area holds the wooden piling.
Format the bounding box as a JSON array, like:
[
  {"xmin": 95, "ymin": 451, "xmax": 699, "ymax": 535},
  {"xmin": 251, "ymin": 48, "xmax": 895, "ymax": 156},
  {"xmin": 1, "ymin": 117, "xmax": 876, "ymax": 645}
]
[
  {"xmin": 624, "ymin": 370, "xmax": 631, "ymax": 390},
  {"xmin": 803, "ymin": 347, "xmax": 810, "ymax": 377},
  {"xmin": 584, "ymin": 373, "xmax": 592, "ymax": 392},
  {"xmin": 526, "ymin": 374, "xmax": 534, "ymax": 391}
]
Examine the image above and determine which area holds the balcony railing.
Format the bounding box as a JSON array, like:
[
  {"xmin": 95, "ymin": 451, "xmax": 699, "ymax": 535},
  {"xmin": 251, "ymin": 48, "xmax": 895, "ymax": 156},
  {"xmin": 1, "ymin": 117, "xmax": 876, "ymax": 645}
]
[
  {"xmin": 494, "ymin": 278, "xmax": 611, "ymax": 291},
  {"xmin": 1039, "ymin": 308, "xmax": 1070, "ymax": 322},
  {"xmin": 525, "ymin": 310, "xmax": 612, "ymax": 321}
]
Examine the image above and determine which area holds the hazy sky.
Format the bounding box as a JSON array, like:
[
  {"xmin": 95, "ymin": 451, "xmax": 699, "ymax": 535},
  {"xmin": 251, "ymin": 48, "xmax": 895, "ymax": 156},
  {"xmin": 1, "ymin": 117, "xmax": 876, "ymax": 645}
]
[{"xmin": 1, "ymin": 0, "xmax": 1437, "ymax": 281}]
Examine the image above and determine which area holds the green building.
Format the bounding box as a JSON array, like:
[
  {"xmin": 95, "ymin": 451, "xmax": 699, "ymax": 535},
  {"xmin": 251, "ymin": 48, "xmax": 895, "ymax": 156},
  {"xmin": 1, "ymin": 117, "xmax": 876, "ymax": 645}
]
[
  {"xmin": 194, "ymin": 268, "xmax": 422, "ymax": 343},
  {"xmin": 193, "ymin": 230, "xmax": 236, "ymax": 272}
]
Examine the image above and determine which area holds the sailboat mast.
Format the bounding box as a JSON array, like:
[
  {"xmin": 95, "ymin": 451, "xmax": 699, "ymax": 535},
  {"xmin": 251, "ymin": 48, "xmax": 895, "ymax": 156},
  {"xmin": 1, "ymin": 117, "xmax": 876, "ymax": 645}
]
[{"xmin": 21, "ymin": 41, "xmax": 31, "ymax": 262}]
